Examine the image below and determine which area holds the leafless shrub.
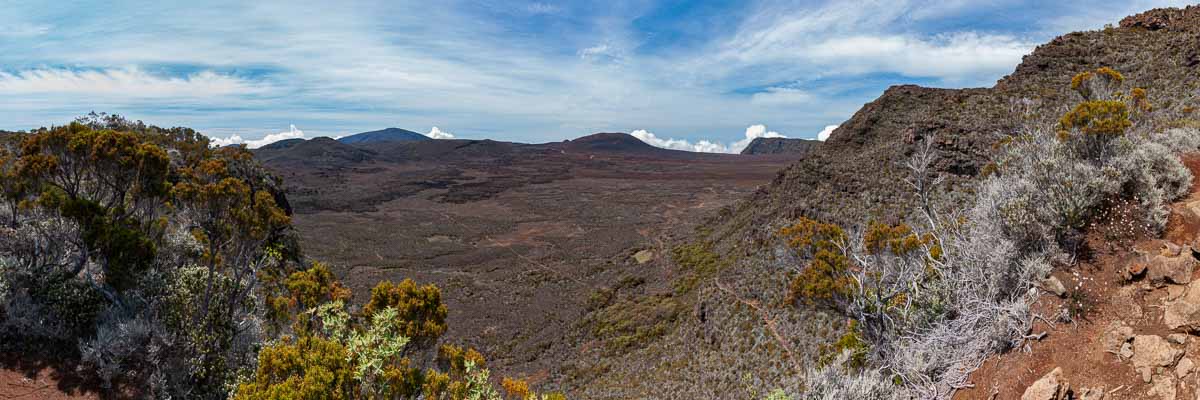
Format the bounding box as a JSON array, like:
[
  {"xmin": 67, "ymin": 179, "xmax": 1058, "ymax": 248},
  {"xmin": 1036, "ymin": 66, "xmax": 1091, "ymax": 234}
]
[
  {"xmin": 78, "ymin": 305, "xmax": 161, "ymax": 389},
  {"xmin": 791, "ymin": 115, "xmax": 1195, "ymax": 398},
  {"xmin": 800, "ymin": 351, "xmax": 899, "ymax": 400}
]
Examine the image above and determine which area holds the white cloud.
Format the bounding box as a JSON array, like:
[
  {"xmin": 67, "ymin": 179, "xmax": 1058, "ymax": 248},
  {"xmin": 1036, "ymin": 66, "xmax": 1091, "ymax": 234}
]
[
  {"xmin": 816, "ymin": 125, "xmax": 838, "ymax": 141},
  {"xmin": 730, "ymin": 124, "xmax": 786, "ymax": 153},
  {"xmin": 750, "ymin": 87, "xmax": 813, "ymax": 106},
  {"xmin": 631, "ymin": 124, "xmax": 788, "ymax": 154},
  {"xmin": 631, "ymin": 129, "xmax": 729, "ymax": 153},
  {"xmin": 578, "ymin": 43, "xmax": 624, "ymax": 64},
  {"xmin": 0, "ymin": 23, "xmax": 50, "ymax": 38},
  {"xmin": 712, "ymin": 2, "xmax": 1038, "ymax": 85},
  {"xmin": 806, "ymin": 32, "xmax": 1033, "ymax": 81},
  {"xmin": 210, "ymin": 125, "xmax": 305, "ymax": 149},
  {"xmin": 527, "ymin": 2, "xmax": 561, "ymax": 15},
  {"xmin": 427, "ymin": 126, "xmax": 455, "ymax": 139},
  {"xmin": 209, "ymin": 134, "xmax": 245, "ymax": 147},
  {"xmin": 0, "ymin": 67, "xmax": 264, "ymax": 98}
]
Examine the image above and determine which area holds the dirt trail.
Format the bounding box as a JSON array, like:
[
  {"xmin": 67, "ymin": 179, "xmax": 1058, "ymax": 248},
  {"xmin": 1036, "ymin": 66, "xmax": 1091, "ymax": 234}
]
[{"xmin": 957, "ymin": 155, "xmax": 1200, "ymax": 400}]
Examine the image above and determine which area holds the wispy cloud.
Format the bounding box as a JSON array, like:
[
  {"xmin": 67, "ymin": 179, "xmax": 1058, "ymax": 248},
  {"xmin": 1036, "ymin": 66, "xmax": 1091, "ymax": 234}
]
[
  {"xmin": 751, "ymin": 87, "xmax": 814, "ymax": 106},
  {"xmin": 0, "ymin": 0, "xmax": 1188, "ymax": 148},
  {"xmin": 0, "ymin": 23, "xmax": 50, "ymax": 38},
  {"xmin": 0, "ymin": 68, "xmax": 265, "ymax": 98}
]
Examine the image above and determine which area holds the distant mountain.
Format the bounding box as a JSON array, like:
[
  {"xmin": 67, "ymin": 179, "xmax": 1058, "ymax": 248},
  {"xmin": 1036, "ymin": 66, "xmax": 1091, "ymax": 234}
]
[
  {"xmin": 257, "ymin": 138, "xmax": 306, "ymax": 150},
  {"xmin": 739, "ymin": 137, "xmax": 822, "ymax": 155},
  {"xmin": 337, "ymin": 127, "xmax": 430, "ymax": 144},
  {"xmin": 562, "ymin": 132, "xmax": 662, "ymax": 154},
  {"xmin": 255, "ymin": 136, "xmax": 376, "ymax": 166}
]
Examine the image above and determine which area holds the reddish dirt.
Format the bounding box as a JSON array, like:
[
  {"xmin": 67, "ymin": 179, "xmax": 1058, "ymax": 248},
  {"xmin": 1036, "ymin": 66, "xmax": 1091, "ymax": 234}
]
[
  {"xmin": 0, "ymin": 353, "xmax": 100, "ymax": 400},
  {"xmin": 956, "ymin": 154, "xmax": 1200, "ymax": 400}
]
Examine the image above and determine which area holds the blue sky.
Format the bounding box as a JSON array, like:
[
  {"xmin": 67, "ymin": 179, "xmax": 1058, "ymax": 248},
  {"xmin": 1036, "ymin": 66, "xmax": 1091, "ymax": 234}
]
[{"xmin": 0, "ymin": 0, "xmax": 1193, "ymax": 152}]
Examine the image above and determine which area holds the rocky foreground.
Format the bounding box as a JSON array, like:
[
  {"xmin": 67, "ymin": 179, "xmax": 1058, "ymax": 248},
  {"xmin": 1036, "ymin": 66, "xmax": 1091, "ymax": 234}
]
[{"xmin": 968, "ymin": 156, "xmax": 1200, "ymax": 399}]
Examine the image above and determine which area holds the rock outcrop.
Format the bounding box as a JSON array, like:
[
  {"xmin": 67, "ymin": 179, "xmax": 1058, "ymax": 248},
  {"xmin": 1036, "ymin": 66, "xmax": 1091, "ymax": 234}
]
[
  {"xmin": 1022, "ymin": 368, "xmax": 1068, "ymax": 400},
  {"xmin": 1165, "ymin": 280, "xmax": 1200, "ymax": 332}
]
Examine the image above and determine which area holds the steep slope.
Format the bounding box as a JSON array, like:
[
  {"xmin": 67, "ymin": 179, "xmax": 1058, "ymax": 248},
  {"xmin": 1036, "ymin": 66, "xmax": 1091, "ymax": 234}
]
[
  {"xmin": 574, "ymin": 6, "xmax": 1200, "ymax": 399},
  {"xmin": 709, "ymin": 8, "xmax": 1200, "ymax": 250},
  {"xmin": 337, "ymin": 127, "xmax": 430, "ymax": 144},
  {"xmin": 739, "ymin": 137, "xmax": 822, "ymax": 155}
]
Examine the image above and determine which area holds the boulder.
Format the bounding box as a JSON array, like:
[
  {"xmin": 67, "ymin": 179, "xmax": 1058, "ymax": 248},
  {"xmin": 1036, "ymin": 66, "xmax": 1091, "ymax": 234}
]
[
  {"xmin": 1147, "ymin": 250, "xmax": 1195, "ymax": 286},
  {"xmin": 1133, "ymin": 335, "xmax": 1184, "ymax": 381},
  {"xmin": 1077, "ymin": 387, "xmax": 1106, "ymax": 400},
  {"xmin": 1126, "ymin": 262, "xmax": 1149, "ymax": 281},
  {"xmin": 1102, "ymin": 322, "xmax": 1134, "ymax": 354},
  {"xmin": 1165, "ymin": 280, "xmax": 1200, "ymax": 331},
  {"xmin": 633, "ymin": 249, "xmax": 654, "ymax": 264},
  {"xmin": 1021, "ymin": 367, "xmax": 1068, "ymax": 400},
  {"xmin": 1147, "ymin": 374, "xmax": 1177, "ymax": 400},
  {"xmin": 1039, "ymin": 276, "xmax": 1068, "ymax": 297},
  {"xmin": 1177, "ymin": 357, "xmax": 1194, "ymax": 378}
]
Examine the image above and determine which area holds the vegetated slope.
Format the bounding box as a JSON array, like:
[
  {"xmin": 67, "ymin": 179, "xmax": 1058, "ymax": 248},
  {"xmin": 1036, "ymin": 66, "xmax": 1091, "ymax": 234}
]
[
  {"xmin": 955, "ymin": 154, "xmax": 1200, "ymax": 399},
  {"xmin": 710, "ymin": 6, "xmax": 1200, "ymax": 253},
  {"xmin": 337, "ymin": 127, "xmax": 431, "ymax": 144},
  {"xmin": 250, "ymin": 131, "xmax": 803, "ymax": 392},
  {"xmin": 739, "ymin": 137, "xmax": 822, "ymax": 156},
  {"xmin": 572, "ymin": 6, "xmax": 1200, "ymax": 399}
]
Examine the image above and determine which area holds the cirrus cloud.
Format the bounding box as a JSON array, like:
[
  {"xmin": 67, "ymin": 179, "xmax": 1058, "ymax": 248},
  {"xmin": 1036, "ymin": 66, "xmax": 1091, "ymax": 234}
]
[{"xmin": 0, "ymin": 67, "xmax": 265, "ymax": 98}]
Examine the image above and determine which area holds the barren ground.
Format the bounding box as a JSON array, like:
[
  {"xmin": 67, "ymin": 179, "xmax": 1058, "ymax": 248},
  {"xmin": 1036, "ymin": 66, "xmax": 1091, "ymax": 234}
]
[{"xmin": 258, "ymin": 137, "xmax": 803, "ymax": 385}]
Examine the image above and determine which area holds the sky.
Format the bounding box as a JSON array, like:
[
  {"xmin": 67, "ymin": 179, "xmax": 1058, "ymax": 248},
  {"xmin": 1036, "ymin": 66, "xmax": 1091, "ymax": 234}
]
[{"xmin": 0, "ymin": 0, "xmax": 1194, "ymax": 152}]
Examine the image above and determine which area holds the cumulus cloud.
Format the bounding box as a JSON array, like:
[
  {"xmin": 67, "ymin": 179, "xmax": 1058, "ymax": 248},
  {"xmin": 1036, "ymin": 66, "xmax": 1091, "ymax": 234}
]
[
  {"xmin": 210, "ymin": 125, "xmax": 305, "ymax": 148},
  {"xmin": 631, "ymin": 124, "xmax": 788, "ymax": 154},
  {"xmin": 631, "ymin": 129, "xmax": 729, "ymax": 153},
  {"xmin": 0, "ymin": 67, "xmax": 263, "ymax": 98},
  {"xmin": 816, "ymin": 125, "xmax": 838, "ymax": 141},
  {"xmin": 426, "ymin": 126, "xmax": 455, "ymax": 139},
  {"xmin": 730, "ymin": 124, "xmax": 786, "ymax": 153}
]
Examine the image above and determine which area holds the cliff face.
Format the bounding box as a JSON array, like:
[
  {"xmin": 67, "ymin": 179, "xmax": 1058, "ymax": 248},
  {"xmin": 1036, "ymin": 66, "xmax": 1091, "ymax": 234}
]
[{"xmin": 739, "ymin": 137, "xmax": 822, "ymax": 155}]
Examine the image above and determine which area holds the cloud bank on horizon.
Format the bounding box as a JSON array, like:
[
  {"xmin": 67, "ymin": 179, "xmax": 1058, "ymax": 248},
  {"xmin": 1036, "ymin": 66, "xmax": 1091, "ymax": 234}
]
[
  {"xmin": 632, "ymin": 124, "xmax": 785, "ymax": 154},
  {"xmin": 0, "ymin": 0, "xmax": 1188, "ymax": 149}
]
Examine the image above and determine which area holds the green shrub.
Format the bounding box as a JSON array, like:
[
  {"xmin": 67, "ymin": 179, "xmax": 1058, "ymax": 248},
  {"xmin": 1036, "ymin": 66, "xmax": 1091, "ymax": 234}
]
[
  {"xmin": 234, "ymin": 335, "xmax": 355, "ymax": 400},
  {"xmin": 670, "ymin": 242, "xmax": 727, "ymax": 294}
]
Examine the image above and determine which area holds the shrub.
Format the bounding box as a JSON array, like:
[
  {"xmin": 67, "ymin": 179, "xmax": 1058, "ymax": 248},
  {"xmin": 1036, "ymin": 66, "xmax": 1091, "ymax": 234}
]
[
  {"xmin": 233, "ymin": 335, "xmax": 355, "ymax": 400},
  {"xmin": 0, "ymin": 118, "xmax": 295, "ymax": 397},
  {"xmin": 670, "ymin": 242, "xmax": 727, "ymax": 294},
  {"xmin": 501, "ymin": 376, "xmax": 531, "ymax": 399},
  {"xmin": 363, "ymin": 279, "xmax": 449, "ymax": 344},
  {"xmin": 778, "ymin": 218, "xmax": 853, "ymax": 312}
]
